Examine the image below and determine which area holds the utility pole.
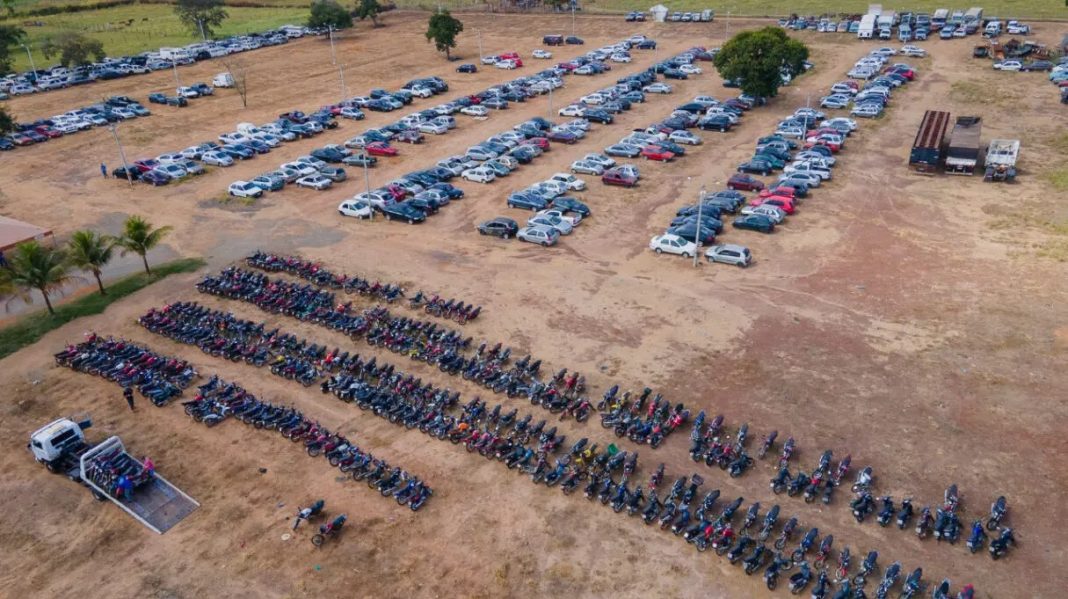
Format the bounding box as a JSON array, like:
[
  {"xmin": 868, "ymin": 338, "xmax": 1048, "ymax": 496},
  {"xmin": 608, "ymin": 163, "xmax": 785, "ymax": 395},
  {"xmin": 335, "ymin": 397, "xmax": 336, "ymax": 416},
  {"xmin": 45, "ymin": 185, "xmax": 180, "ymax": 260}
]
[
  {"xmin": 477, "ymin": 29, "xmax": 483, "ymax": 63},
  {"xmin": 548, "ymin": 86, "xmax": 553, "ymax": 118},
  {"xmin": 726, "ymin": 11, "xmax": 731, "ymax": 38},
  {"xmin": 571, "ymin": 4, "xmax": 576, "ymax": 37},
  {"xmin": 338, "ymin": 64, "xmax": 347, "ymax": 98},
  {"xmin": 693, "ymin": 184, "xmax": 705, "ymax": 267},
  {"xmin": 362, "ymin": 160, "xmax": 373, "ymax": 221},
  {"xmin": 198, "ymin": 18, "xmax": 207, "ymax": 41},
  {"xmin": 329, "ymin": 25, "xmax": 337, "ymax": 65},
  {"xmin": 171, "ymin": 59, "xmax": 182, "ymax": 92},
  {"xmin": 21, "ymin": 43, "xmax": 37, "ymax": 75},
  {"xmin": 108, "ymin": 123, "xmax": 134, "ymax": 186}
]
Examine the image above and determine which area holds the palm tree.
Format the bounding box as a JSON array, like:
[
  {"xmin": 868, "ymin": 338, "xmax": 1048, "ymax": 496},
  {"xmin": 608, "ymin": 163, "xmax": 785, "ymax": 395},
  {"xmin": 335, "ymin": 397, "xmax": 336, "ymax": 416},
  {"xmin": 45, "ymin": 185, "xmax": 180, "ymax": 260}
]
[
  {"xmin": 5, "ymin": 241, "xmax": 74, "ymax": 315},
  {"xmin": 117, "ymin": 215, "xmax": 172, "ymax": 275},
  {"xmin": 67, "ymin": 230, "xmax": 115, "ymax": 295}
]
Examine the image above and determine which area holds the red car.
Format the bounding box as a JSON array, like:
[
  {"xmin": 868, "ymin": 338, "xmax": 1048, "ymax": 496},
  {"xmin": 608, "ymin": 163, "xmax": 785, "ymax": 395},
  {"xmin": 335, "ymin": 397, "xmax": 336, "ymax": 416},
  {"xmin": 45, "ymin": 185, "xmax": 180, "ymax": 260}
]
[
  {"xmin": 9, "ymin": 132, "xmax": 34, "ymax": 146},
  {"xmin": 641, "ymin": 146, "xmax": 675, "ymax": 161},
  {"xmin": 727, "ymin": 174, "xmax": 765, "ymax": 192},
  {"xmin": 320, "ymin": 104, "xmax": 343, "ymax": 115},
  {"xmin": 803, "ymin": 138, "xmax": 841, "ymax": 153},
  {"xmin": 759, "ymin": 186, "xmax": 796, "ymax": 199},
  {"xmin": 133, "ymin": 159, "xmax": 160, "ymax": 173},
  {"xmin": 35, "ymin": 126, "xmax": 63, "ymax": 139},
  {"xmin": 557, "ymin": 62, "xmax": 579, "ymax": 71},
  {"xmin": 521, "ymin": 137, "xmax": 550, "ymax": 150},
  {"xmin": 750, "ymin": 196, "xmax": 795, "ymax": 214},
  {"xmin": 602, "ymin": 168, "xmax": 638, "ymax": 187},
  {"xmin": 365, "ymin": 142, "xmax": 398, "ymax": 157},
  {"xmin": 886, "ymin": 67, "xmax": 915, "ymax": 80},
  {"xmin": 385, "ymin": 184, "xmax": 409, "ymax": 200}
]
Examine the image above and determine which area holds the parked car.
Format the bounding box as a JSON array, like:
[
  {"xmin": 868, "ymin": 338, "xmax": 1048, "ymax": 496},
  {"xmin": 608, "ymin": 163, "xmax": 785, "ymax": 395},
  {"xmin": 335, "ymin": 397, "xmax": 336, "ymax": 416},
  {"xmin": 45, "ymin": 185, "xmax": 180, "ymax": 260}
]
[
  {"xmin": 733, "ymin": 214, "xmax": 776, "ymax": 233},
  {"xmin": 737, "ymin": 160, "xmax": 773, "ymax": 176},
  {"xmin": 527, "ymin": 214, "xmax": 573, "ymax": 235},
  {"xmin": 602, "ymin": 167, "xmax": 638, "ymax": 187},
  {"xmin": 552, "ymin": 196, "xmax": 590, "ymax": 217},
  {"xmin": 641, "ymin": 146, "xmax": 675, "ymax": 162},
  {"xmin": 605, "ymin": 143, "xmax": 641, "ymax": 158},
  {"xmin": 650, "ymin": 233, "xmax": 697, "ymax": 257},
  {"xmin": 228, "ymin": 180, "xmax": 264, "ymax": 198},
  {"xmin": 381, "ymin": 202, "xmax": 427, "ymax": 224},
  {"xmin": 516, "ymin": 224, "xmax": 559, "ymax": 245},
  {"xmin": 727, "ymin": 173, "xmax": 765, "ymax": 191},
  {"xmin": 365, "ymin": 142, "xmax": 398, "ymax": 157},
  {"xmin": 643, "ymin": 82, "xmax": 673, "ymax": 94},
  {"xmin": 570, "ymin": 160, "xmax": 605, "ymax": 176},
  {"xmin": 338, "ymin": 199, "xmax": 373, "ymax": 219},
  {"xmin": 705, "ymin": 244, "xmax": 752, "ymax": 267},
  {"xmin": 462, "ymin": 167, "xmax": 497, "ymax": 183},
  {"xmin": 508, "ymin": 192, "xmax": 549, "ymax": 211},
  {"xmin": 478, "ymin": 217, "xmax": 519, "ymax": 238},
  {"xmin": 296, "ymin": 174, "xmax": 333, "ymax": 190}
]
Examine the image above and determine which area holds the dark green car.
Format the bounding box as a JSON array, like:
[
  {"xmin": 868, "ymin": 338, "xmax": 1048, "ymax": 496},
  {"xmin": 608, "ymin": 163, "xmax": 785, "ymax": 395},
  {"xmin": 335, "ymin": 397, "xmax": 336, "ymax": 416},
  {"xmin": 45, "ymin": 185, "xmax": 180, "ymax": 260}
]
[
  {"xmin": 251, "ymin": 174, "xmax": 285, "ymax": 191},
  {"xmin": 733, "ymin": 214, "xmax": 775, "ymax": 233}
]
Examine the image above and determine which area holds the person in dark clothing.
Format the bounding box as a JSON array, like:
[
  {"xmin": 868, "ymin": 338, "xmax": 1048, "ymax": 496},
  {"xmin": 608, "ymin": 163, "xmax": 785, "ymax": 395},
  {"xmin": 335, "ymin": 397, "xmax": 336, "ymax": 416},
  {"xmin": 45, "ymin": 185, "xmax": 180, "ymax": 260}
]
[
  {"xmin": 100, "ymin": 163, "xmax": 108, "ymax": 178},
  {"xmin": 123, "ymin": 386, "xmax": 135, "ymax": 411}
]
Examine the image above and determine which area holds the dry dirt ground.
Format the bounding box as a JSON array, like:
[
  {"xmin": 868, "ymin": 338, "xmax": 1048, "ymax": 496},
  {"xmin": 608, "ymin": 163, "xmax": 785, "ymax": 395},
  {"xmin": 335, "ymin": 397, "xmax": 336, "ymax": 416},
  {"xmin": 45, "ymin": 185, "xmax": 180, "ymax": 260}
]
[{"xmin": 2, "ymin": 11, "xmax": 1067, "ymax": 599}]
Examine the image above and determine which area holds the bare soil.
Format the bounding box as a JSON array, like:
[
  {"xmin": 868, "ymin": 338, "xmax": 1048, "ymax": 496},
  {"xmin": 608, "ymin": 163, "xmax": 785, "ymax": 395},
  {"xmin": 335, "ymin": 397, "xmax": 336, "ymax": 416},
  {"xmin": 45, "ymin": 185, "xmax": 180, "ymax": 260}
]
[{"xmin": 1, "ymin": 13, "xmax": 1066, "ymax": 599}]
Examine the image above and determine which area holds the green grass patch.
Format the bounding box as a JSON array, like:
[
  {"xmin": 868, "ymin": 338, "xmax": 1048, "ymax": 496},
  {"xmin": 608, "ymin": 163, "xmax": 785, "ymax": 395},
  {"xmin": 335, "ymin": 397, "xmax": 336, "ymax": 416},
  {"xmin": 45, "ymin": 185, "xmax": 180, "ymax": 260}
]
[
  {"xmin": 1048, "ymin": 168, "xmax": 1068, "ymax": 192},
  {"xmin": 3, "ymin": 4, "xmax": 308, "ymax": 72},
  {"xmin": 0, "ymin": 257, "xmax": 205, "ymax": 360}
]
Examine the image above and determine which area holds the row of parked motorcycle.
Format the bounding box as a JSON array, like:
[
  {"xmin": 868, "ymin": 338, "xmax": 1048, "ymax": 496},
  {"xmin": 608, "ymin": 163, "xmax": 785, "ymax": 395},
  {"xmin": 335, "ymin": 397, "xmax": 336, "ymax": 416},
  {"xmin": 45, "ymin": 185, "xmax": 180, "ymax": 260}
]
[
  {"xmin": 54, "ymin": 335, "xmax": 197, "ymax": 405},
  {"xmin": 245, "ymin": 251, "xmax": 483, "ymax": 324},
  {"xmin": 194, "ymin": 268, "xmax": 690, "ymax": 450}
]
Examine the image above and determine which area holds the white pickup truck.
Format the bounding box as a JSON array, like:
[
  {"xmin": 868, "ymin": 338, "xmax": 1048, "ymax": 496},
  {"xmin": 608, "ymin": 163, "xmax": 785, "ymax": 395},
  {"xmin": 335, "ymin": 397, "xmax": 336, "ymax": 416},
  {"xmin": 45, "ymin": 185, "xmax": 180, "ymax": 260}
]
[{"xmin": 29, "ymin": 417, "xmax": 199, "ymax": 534}]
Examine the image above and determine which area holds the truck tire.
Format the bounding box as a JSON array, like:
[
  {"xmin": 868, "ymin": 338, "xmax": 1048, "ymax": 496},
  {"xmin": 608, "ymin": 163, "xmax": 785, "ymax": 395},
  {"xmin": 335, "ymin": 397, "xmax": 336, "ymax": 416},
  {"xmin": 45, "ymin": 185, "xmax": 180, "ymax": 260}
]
[{"xmin": 45, "ymin": 460, "xmax": 59, "ymax": 474}]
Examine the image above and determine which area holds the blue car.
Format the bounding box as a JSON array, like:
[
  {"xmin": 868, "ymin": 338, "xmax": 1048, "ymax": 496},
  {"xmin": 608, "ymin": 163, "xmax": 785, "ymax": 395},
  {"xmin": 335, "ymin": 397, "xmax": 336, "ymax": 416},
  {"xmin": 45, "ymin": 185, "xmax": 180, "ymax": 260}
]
[{"xmin": 507, "ymin": 192, "xmax": 549, "ymax": 211}]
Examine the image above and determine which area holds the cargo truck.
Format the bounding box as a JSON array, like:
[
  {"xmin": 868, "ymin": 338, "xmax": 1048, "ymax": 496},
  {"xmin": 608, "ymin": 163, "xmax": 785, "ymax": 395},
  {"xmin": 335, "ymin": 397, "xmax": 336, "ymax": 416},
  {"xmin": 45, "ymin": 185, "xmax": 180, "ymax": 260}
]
[
  {"xmin": 909, "ymin": 110, "xmax": 951, "ymax": 174},
  {"xmin": 983, "ymin": 139, "xmax": 1019, "ymax": 182},
  {"xmin": 945, "ymin": 116, "xmax": 982, "ymax": 175}
]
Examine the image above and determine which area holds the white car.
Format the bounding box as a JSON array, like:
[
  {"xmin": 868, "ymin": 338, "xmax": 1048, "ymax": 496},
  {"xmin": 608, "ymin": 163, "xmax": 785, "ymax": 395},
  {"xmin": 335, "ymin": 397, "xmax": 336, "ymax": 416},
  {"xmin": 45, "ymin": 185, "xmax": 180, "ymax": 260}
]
[
  {"xmin": 784, "ymin": 161, "xmax": 832, "ymax": 180},
  {"xmin": 692, "ymin": 95, "xmax": 719, "ymax": 107},
  {"xmin": 679, "ymin": 64, "xmax": 702, "ymax": 75},
  {"xmin": 550, "ymin": 173, "xmax": 586, "ymax": 191},
  {"xmin": 643, "ymin": 82, "xmax": 673, "ymax": 94},
  {"xmin": 775, "ymin": 126, "xmax": 806, "ymax": 139},
  {"xmin": 461, "ymin": 105, "xmax": 488, "ymax": 117},
  {"xmin": 202, "ymin": 151, "xmax": 234, "ymax": 167},
  {"xmin": 495, "ymin": 59, "xmax": 518, "ymax": 70},
  {"xmin": 481, "ymin": 56, "xmax": 498, "ymax": 65},
  {"xmin": 462, "ymin": 167, "xmax": 497, "ymax": 183},
  {"xmin": 994, "ymin": 60, "xmax": 1022, "ymax": 72},
  {"xmin": 177, "ymin": 86, "xmax": 200, "ymax": 98},
  {"xmin": 820, "ymin": 95, "xmax": 850, "ymax": 109},
  {"xmin": 228, "ymin": 181, "xmax": 263, "ymax": 198},
  {"xmin": 558, "ymin": 104, "xmax": 586, "ymax": 117},
  {"xmin": 296, "ymin": 174, "xmax": 333, "ymax": 190},
  {"xmin": 795, "ymin": 151, "xmax": 836, "ymax": 167},
  {"xmin": 669, "ymin": 130, "xmax": 702, "ymax": 145},
  {"xmin": 649, "ymin": 234, "xmax": 697, "ymax": 258},
  {"xmin": 872, "ymin": 47, "xmax": 897, "ymax": 56},
  {"xmin": 900, "ymin": 45, "xmax": 927, "ymax": 57},
  {"xmin": 740, "ymin": 204, "xmax": 785, "ymax": 223},
  {"xmin": 218, "ymin": 132, "xmax": 251, "ymax": 144},
  {"xmin": 527, "ymin": 214, "xmax": 573, "ymax": 235},
  {"xmin": 583, "ymin": 153, "xmax": 616, "ymax": 168},
  {"xmin": 537, "ymin": 209, "xmax": 581, "ymax": 226},
  {"xmin": 580, "ymin": 93, "xmax": 605, "ymax": 105},
  {"xmin": 156, "ymin": 152, "xmax": 185, "ymax": 164},
  {"xmin": 281, "ymin": 161, "xmax": 318, "ymax": 176},
  {"xmin": 410, "ymin": 86, "xmax": 434, "ymax": 98},
  {"xmin": 338, "ymin": 199, "xmax": 373, "ymax": 219},
  {"xmin": 570, "ymin": 160, "xmax": 605, "ymax": 176},
  {"xmin": 533, "ymin": 49, "xmax": 553, "ymax": 59},
  {"xmin": 419, "ymin": 122, "xmax": 448, "ymax": 135},
  {"xmin": 610, "ymin": 53, "xmax": 632, "ymax": 63},
  {"xmin": 851, "ymin": 104, "xmax": 882, "ymax": 118},
  {"xmin": 821, "ymin": 117, "xmax": 857, "ymax": 132}
]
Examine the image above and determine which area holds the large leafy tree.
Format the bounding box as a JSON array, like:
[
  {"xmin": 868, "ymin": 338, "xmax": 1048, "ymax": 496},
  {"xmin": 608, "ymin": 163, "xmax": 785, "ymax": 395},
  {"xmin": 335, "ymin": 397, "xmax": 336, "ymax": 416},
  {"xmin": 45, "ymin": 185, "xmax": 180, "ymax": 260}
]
[
  {"xmin": 67, "ymin": 230, "xmax": 115, "ymax": 295},
  {"xmin": 308, "ymin": 0, "xmax": 353, "ymax": 29},
  {"xmin": 0, "ymin": 25, "xmax": 26, "ymax": 76},
  {"xmin": 41, "ymin": 32, "xmax": 106, "ymax": 68},
  {"xmin": 0, "ymin": 105, "xmax": 14, "ymax": 134},
  {"xmin": 354, "ymin": 0, "xmax": 381, "ymax": 27},
  {"xmin": 425, "ymin": 9, "xmax": 463, "ymax": 60},
  {"xmin": 713, "ymin": 26, "xmax": 809, "ymax": 99},
  {"xmin": 117, "ymin": 216, "xmax": 172, "ymax": 275},
  {"xmin": 5, "ymin": 241, "xmax": 74, "ymax": 315},
  {"xmin": 175, "ymin": 0, "xmax": 228, "ymax": 39}
]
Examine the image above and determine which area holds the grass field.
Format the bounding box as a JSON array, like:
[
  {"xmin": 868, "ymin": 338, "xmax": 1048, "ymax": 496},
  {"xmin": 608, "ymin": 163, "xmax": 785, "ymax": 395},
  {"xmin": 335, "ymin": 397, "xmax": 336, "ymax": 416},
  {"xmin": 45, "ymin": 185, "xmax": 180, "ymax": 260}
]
[
  {"xmin": 0, "ymin": 257, "xmax": 205, "ymax": 360},
  {"xmin": 2, "ymin": 4, "xmax": 308, "ymax": 72}
]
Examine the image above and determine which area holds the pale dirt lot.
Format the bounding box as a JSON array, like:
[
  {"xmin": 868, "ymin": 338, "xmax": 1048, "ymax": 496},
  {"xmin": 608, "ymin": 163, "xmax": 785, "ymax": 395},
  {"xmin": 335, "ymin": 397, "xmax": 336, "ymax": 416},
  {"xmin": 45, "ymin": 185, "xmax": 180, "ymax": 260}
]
[{"xmin": 1, "ymin": 12, "xmax": 1067, "ymax": 599}]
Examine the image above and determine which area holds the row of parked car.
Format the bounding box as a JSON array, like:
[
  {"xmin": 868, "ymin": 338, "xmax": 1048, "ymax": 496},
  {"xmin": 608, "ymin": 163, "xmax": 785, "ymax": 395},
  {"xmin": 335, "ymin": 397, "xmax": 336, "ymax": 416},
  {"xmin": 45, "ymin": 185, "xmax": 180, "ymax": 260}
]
[
  {"xmin": 0, "ymin": 25, "xmax": 318, "ymax": 97},
  {"xmin": 146, "ymin": 82, "xmax": 215, "ymax": 108},
  {"xmin": 0, "ymin": 95, "xmax": 150, "ymax": 152},
  {"xmin": 842, "ymin": 48, "xmax": 919, "ymax": 118}
]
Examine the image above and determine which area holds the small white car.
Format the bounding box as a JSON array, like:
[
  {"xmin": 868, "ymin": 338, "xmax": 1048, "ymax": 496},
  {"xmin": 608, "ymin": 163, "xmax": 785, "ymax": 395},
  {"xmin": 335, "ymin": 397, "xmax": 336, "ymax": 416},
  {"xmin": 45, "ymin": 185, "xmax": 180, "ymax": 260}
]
[
  {"xmin": 228, "ymin": 181, "xmax": 263, "ymax": 198},
  {"xmin": 785, "ymin": 161, "xmax": 832, "ymax": 180},
  {"xmin": 281, "ymin": 161, "xmax": 318, "ymax": 176},
  {"xmin": 820, "ymin": 95, "xmax": 850, "ymax": 109},
  {"xmin": 296, "ymin": 174, "xmax": 333, "ymax": 190},
  {"xmin": 338, "ymin": 199, "xmax": 373, "ymax": 219},
  {"xmin": 669, "ymin": 130, "xmax": 702, "ymax": 145},
  {"xmin": 218, "ymin": 132, "xmax": 251, "ymax": 145},
  {"xmin": 583, "ymin": 153, "xmax": 616, "ymax": 168},
  {"xmin": 550, "ymin": 173, "xmax": 586, "ymax": 191},
  {"xmin": 495, "ymin": 59, "xmax": 518, "ymax": 70},
  {"xmin": 649, "ymin": 234, "xmax": 697, "ymax": 257},
  {"xmin": 610, "ymin": 53, "xmax": 632, "ymax": 63},
  {"xmin": 643, "ymin": 82, "xmax": 673, "ymax": 94},
  {"xmin": 462, "ymin": 167, "xmax": 497, "ymax": 183},
  {"xmin": 517, "ymin": 225, "xmax": 559, "ymax": 246},
  {"xmin": 679, "ymin": 64, "xmax": 702, "ymax": 75},
  {"xmin": 570, "ymin": 160, "xmax": 605, "ymax": 176},
  {"xmin": 994, "ymin": 60, "xmax": 1022, "ymax": 71},
  {"xmin": 202, "ymin": 151, "xmax": 234, "ymax": 167},
  {"xmin": 461, "ymin": 105, "xmax": 488, "ymax": 117},
  {"xmin": 537, "ymin": 209, "xmax": 581, "ymax": 226},
  {"xmin": 533, "ymin": 49, "xmax": 553, "ymax": 59},
  {"xmin": 900, "ymin": 45, "xmax": 927, "ymax": 57},
  {"xmin": 410, "ymin": 86, "xmax": 434, "ymax": 98},
  {"xmin": 558, "ymin": 104, "xmax": 586, "ymax": 117}
]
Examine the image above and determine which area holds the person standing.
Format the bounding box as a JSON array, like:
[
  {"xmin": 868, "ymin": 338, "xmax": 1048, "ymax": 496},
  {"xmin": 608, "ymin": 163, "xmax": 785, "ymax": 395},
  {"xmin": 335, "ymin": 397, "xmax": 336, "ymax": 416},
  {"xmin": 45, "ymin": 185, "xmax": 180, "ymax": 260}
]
[
  {"xmin": 100, "ymin": 163, "xmax": 108, "ymax": 178},
  {"xmin": 123, "ymin": 386, "xmax": 135, "ymax": 411}
]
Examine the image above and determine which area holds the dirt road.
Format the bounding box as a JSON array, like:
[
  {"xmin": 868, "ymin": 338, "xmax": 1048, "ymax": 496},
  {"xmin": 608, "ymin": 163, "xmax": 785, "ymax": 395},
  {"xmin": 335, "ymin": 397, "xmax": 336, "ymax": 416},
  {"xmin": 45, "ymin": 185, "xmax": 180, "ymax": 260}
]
[{"xmin": 1, "ymin": 12, "xmax": 1066, "ymax": 599}]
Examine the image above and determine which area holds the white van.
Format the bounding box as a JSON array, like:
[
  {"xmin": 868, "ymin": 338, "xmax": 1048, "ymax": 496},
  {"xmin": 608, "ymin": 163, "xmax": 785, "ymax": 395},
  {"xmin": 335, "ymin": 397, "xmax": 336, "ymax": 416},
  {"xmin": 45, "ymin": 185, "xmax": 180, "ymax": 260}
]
[{"xmin": 213, "ymin": 72, "xmax": 235, "ymax": 88}]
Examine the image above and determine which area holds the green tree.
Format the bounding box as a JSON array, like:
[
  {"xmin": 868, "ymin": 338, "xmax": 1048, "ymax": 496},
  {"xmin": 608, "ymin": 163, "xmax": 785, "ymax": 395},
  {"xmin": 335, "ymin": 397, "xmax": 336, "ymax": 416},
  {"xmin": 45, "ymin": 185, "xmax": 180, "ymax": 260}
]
[
  {"xmin": 67, "ymin": 230, "xmax": 115, "ymax": 295},
  {"xmin": 0, "ymin": 25, "xmax": 26, "ymax": 76},
  {"xmin": 5, "ymin": 241, "xmax": 74, "ymax": 315},
  {"xmin": 0, "ymin": 105, "xmax": 14, "ymax": 135},
  {"xmin": 354, "ymin": 0, "xmax": 381, "ymax": 27},
  {"xmin": 425, "ymin": 9, "xmax": 463, "ymax": 60},
  {"xmin": 175, "ymin": 0, "xmax": 228, "ymax": 39},
  {"xmin": 40, "ymin": 32, "xmax": 106, "ymax": 68},
  {"xmin": 712, "ymin": 27, "xmax": 809, "ymax": 99},
  {"xmin": 308, "ymin": 0, "xmax": 353, "ymax": 29},
  {"xmin": 117, "ymin": 216, "xmax": 172, "ymax": 275}
]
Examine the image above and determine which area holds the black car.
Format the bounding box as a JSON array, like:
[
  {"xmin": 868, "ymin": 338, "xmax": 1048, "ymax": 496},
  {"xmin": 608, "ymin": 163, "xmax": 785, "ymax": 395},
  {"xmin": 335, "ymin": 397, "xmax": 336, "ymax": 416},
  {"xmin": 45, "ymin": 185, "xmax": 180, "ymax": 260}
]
[
  {"xmin": 140, "ymin": 170, "xmax": 171, "ymax": 186},
  {"xmin": 676, "ymin": 203, "xmax": 722, "ymax": 219},
  {"xmin": 478, "ymin": 217, "xmax": 519, "ymax": 238},
  {"xmin": 699, "ymin": 116, "xmax": 733, "ymax": 132},
  {"xmin": 1022, "ymin": 60, "xmax": 1053, "ymax": 72},
  {"xmin": 663, "ymin": 69, "xmax": 688, "ymax": 80},
  {"xmin": 507, "ymin": 192, "xmax": 548, "ymax": 211},
  {"xmin": 381, "ymin": 202, "xmax": 426, "ymax": 224},
  {"xmin": 565, "ymin": 36, "xmax": 584, "ymax": 45},
  {"xmin": 430, "ymin": 183, "xmax": 464, "ymax": 199},
  {"xmin": 733, "ymin": 214, "xmax": 775, "ymax": 233},
  {"xmin": 191, "ymin": 83, "xmax": 214, "ymax": 95},
  {"xmin": 311, "ymin": 147, "xmax": 347, "ymax": 163},
  {"xmin": 722, "ymin": 78, "xmax": 742, "ymax": 88},
  {"xmin": 584, "ymin": 109, "xmax": 613, "ymax": 124},
  {"xmin": 551, "ymin": 196, "xmax": 591, "ymax": 217},
  {"xmin": 637, "ymin": 40, "xmax": 657, "ymax": 50},
  {"xmin": 737, "ymin": 160, "xmax": 773, "ymax": 176},
  {"xmin": 671, "ymin": 213, "xmax": 724, "ymax": 232},
  {"xmin": 111, "ymin": 166, "xmax": 141, "ymax": 180},
  {"xmin": 405, "ymin": 196, "xmax": 440, "ymax": 214},
  {"xmin": 148, "ymin": 92, "xmax": 168, "ymax": 104},
  {"xmin": 676, "ymin": 102, "xmax": 706, "ymax": 113},
  {"xmin": 667, "ymin": 223, "xmax": 716, "ymax": 244}
]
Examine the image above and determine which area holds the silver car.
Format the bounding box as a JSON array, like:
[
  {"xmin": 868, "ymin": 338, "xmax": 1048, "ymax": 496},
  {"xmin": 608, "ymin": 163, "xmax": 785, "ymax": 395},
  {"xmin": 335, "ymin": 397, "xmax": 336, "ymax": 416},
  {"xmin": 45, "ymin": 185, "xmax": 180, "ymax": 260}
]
[
  {"xmin": 527, "ymin": 214, "xmax": 573, "ymax": 235},
  {"xmin": 517, "ymin": 225, "xmax": 559, "ymax": 246},
  {"xmin": 705, "ymin": 244, "xmax": 752, "ymax": 267}
]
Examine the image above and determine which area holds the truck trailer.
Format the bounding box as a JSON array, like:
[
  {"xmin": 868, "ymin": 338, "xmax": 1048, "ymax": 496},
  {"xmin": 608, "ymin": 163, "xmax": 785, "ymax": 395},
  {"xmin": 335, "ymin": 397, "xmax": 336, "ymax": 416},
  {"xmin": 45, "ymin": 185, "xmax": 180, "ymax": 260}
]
[
  {"xmin": 983, "ymin": 139, "xmax": 1020, "ymax": 182},
  {"xmin": 945, "ymin": 116, "xmax": 983, "ymax": 175},
  {"xmin": 909, "ymin": 110, "xmax": 951, "ymax": 174},
  {"xmin": 858, "ymin": 14, "xmax": 877, "ymax": 39},
  {"xmin": 29, "ymin": 417, "xmax": 199, "ymax": 534}
]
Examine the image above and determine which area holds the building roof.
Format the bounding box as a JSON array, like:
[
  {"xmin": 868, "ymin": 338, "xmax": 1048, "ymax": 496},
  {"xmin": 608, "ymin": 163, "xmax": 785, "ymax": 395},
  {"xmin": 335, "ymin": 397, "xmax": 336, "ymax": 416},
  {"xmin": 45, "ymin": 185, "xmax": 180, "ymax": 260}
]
[{"xmin": 0, "ymin": 216, "xmax": 54, "ymax": 252}]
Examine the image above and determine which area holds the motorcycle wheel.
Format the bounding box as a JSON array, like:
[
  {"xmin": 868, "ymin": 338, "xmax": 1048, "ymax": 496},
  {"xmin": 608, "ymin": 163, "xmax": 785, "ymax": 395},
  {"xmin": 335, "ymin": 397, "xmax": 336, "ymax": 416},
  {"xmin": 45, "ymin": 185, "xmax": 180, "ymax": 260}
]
[{"xmin": 311, "ymin": 534, "xmax": 325, "ymax": 547}]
